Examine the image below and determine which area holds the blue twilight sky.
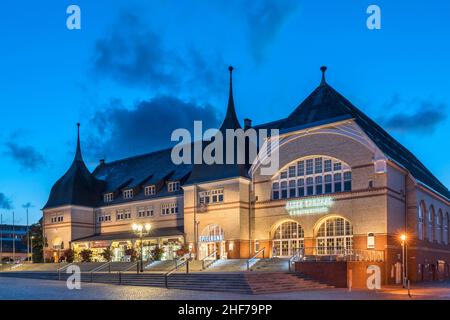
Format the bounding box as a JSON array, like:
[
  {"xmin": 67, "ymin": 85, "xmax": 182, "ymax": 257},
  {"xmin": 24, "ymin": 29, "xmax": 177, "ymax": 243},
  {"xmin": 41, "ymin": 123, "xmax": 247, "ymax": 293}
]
[{"xmin": 0, "ymin": 0, "xmax": 449, "ymax": 224}]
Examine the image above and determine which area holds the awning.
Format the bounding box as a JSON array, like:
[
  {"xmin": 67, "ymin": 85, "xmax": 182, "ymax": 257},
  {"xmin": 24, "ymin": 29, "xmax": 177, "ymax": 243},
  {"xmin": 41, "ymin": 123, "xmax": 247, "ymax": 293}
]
[{"xmin": 71, "ymin": 226, "xmax": 184, "ymax": 243}]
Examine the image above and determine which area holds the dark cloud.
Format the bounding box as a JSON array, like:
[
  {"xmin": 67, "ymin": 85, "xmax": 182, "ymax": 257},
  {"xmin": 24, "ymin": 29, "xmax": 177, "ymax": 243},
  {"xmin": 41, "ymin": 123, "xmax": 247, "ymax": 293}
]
[
  {"xmin": 85, "ymin": 96, "xmax": 221, "ymax": 161},
  {"xmin": 380, "ymin": 100, "xmax": 447, "ymax": 134},
  {"xmin": 3, "ymin": 140, "xmax": 46, "ymax": 171},
  {"xmin": 244, "ymin": 0, "xmax": 299, "ymax": 63},
  {"xmin": 0, "ymin": 192, "xmax": 13, "ymax": 210},
  {"xmin": 91, "ymin": 12, "xmax": 224, "ymax": 94}
]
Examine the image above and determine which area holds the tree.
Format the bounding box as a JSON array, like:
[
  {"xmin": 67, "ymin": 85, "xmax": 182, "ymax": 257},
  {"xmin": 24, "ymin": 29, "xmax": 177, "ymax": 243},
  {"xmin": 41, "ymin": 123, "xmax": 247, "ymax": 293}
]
[
  {"xmin": 63, "ymin": 248, "xmax": 75, "ymax": 263},
  {"xmin": 28, "ymin": 219, "xmax": 45, "ymax": 263},
  {"xmin": 101, "ymin": 247, "xmax": 113, "ymax": 262},
  {"xmin": 79, "ymin": 249, "xmax": 93, "ymax": 262}
]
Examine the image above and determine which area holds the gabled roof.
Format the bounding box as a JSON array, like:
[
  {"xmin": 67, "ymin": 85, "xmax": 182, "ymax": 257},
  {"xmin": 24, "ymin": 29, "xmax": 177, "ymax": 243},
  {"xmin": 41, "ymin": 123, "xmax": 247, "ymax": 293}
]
[
  {"xmin": 256, "ymin": 66, "xmax": 450, "ymax": 200},
  {"xmin": 44, "ymin": 124, "xmax": 105, "ymax": 209},
  {"xmin": 92, "ymin": 147, "xmax": 191, "ymax": 205}
]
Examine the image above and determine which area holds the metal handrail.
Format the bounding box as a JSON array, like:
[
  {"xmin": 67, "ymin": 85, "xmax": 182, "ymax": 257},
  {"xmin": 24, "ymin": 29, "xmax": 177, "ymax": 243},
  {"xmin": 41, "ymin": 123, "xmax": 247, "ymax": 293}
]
[
  {"xmin": 246, "ymin": 247, "xmax": 265, "ymax": 271},
  {"xmin": 201, "ymin": 250, "xmax": 218, "ymax": 270},
  {"xmin": 165, "ymin": 254, "xmax": 190, "ymax": 288},
  {"xmin": 288, "ymin": 248, "xmax": 303, "ymax": 272},
  {"xmin": 297, "ymin": 247, "xmax": 384, "ymax": 262},
  {"xmin": 123, "ymin": 261, "xmax": 138, "ymax": 271},
  {"xmin": 91, "ymin": 262, "xmax": 110, "ymax": 272}
]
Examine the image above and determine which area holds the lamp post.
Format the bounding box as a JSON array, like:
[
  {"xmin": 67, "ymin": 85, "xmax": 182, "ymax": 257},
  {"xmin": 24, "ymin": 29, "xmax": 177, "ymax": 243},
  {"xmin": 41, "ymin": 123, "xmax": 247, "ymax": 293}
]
[
  {"xmin": 30, "ymin": 236, "xmax": 35, "ymax": 263},
  {"xmin": 132, "ymin": 223, "xmax": 151, "ymax": 272},
  {"xmin": 400, "ymin": 233, "xmax": 408, "ymax": 288}
]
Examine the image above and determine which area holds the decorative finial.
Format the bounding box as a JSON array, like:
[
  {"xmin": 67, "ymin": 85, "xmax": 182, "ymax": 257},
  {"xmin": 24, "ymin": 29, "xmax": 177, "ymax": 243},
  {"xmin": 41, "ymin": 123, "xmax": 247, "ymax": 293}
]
[
  {"xmin": 228, "ymin": 65, "xmax": 234, "ymax": 73},
  {"xmin": 320, "ymin": 66, "xmax": 327, "ymax": 85},
  {"xmin": 74, "ymin": 122, "xmax": 83, "ymax": 162}
]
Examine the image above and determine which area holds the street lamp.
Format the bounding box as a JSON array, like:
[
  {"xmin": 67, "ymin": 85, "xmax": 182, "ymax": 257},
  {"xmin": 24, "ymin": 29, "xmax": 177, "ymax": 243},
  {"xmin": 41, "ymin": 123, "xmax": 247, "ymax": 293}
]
[
  {"xmin": 400, "ymin": 233, "xmax": 408, "ymax": 288},
  {"xmin": 30, "ymin": 236, "xmax": 35, "ymax": 263},
  {"xmin": 132, "ymin": 223, "xmax": 151, "ymax": 272}
]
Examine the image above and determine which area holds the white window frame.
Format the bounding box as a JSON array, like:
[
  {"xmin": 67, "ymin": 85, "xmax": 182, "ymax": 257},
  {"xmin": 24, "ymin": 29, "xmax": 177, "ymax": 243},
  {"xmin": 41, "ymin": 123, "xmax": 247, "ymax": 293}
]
[
  {"xmin": 123, "ymin": 189, "xmax": 133, "ymax": 199},
  {"xmin": 198, "ymin": 189, "xmax": 224, "ymax": 205},
  {"xmin": 161, "ymin": 202, "xmax": 179, "ymax": 215},
  {"xmin": 272, "ymin": 156, "xmax": 352, "ymax": 200},
  {"xmin": 104, "ymin": 193, "xmax": 114, "ymax": 202},
  {"xmin": 137, "ymin": 206, "xmax": 154, "ymax": 218},
  {"xmin": 168, "ymin": 181, "xmax": 180, "ymax": 192},
  {"xmin": 144, "ymin": 185, "xmax": 156, "ymax": 196}
]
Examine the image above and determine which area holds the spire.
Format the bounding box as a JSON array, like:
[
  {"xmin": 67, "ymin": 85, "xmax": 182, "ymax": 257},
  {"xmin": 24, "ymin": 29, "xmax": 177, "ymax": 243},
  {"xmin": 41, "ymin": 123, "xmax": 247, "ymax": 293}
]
[
  {"xmin": 320, "ymin": 66, "xmax": 327, "ymax": 85},
  {"xmin": 219, "ymin": 65, "xmax": 241, "ymax": 131},
  {"xmin": 74, "ymin": 122, "xmax": 83, "ymax": 162}
]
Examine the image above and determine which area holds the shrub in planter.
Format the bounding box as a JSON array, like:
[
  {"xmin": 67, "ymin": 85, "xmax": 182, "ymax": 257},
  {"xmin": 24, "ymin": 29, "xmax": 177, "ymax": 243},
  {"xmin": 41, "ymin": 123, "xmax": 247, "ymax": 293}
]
[
  {"xmin": 101, "ymin": 247, "xmax": 113, "ymax": 262},
  {"xmin": 151, "ymin": 246, "xmax": 164, "ymax": 261},
  {"xmin": 63, "ymin": 248, "xmax": 75, "ymax": 263},
  {"xmin": 79, "ymin": 249, "xmax": 93, "ymax": 263},
  {"xmin": 125, "ymin": 248, "xmax": 137, "ymax": 262}
]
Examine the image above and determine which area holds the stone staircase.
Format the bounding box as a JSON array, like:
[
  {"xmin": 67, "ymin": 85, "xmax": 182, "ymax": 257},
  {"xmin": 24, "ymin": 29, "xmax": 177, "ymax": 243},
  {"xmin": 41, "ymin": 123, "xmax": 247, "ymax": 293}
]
[{"xmin": 204, "ymin": 259, "xmax": 247, "ymax": 272}]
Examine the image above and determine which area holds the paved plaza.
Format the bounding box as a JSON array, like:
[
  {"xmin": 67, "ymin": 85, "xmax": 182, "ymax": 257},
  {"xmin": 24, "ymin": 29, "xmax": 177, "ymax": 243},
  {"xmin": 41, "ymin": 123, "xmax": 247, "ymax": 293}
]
[{"xmin": 1, "ymin": 277, "xmax": 450, "ymax": 300}]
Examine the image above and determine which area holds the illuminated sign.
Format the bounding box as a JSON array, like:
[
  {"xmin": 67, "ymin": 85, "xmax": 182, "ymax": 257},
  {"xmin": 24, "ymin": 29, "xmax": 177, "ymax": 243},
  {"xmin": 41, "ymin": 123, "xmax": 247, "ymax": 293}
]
[
  {"xmin": 199, "ymin": 235, "xmax": 224, "ymax": 242},
  {"xmin": 285, "ymin": 197, "xmax": 334, "ymax": 215}
]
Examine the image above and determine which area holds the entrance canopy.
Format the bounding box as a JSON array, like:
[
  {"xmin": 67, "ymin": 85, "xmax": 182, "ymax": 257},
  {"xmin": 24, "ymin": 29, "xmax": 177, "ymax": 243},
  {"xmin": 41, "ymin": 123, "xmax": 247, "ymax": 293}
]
[{"xmin": 71, "ymin": 226, "xmax": 184, "ymax": 243}]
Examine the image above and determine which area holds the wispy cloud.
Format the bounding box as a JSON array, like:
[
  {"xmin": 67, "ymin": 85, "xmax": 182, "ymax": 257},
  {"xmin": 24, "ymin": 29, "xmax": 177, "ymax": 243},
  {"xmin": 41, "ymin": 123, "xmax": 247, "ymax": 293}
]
[
  {"xmin": 243, "ymin": 0, "xmax": 300, "ymax": 63},
  {"xmin": 0, "ymin": 192, "xmax": 13, "ymax": 210},
  {"xmin": 379, "ymin": 98, "xmax": 447, "ymax": 134},
  {"xmin": 84, "ymin": 96, "xmax": 221, "ymax": 161},
  {"xmin": 91, "ymin": 11, "xmax": 224, "ymax": 95},
  {"xmin": 3, "ymin": 134, "xmax": 47, "ymax": 171}
]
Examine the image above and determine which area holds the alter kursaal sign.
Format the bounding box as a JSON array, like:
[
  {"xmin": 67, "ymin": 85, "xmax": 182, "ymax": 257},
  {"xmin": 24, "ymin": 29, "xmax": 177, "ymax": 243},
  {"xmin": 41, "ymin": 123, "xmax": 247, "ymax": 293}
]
[{"xmin": 285, "ymin": 197, "xmax": 334, "ymax": 215}]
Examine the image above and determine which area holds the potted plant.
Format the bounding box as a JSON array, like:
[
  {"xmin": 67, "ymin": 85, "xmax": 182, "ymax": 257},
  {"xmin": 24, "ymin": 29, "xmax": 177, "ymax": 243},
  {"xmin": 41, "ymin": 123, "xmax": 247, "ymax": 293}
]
[
  {"xmin": 151, "ymin": 246, "xmax": 164, "ymax": 261},
  {"xmin": 101, "ymin": 247, "xmax": 113, "ymax": 262},
  {"xmin": 63, "ymin": 248, "xmax": 75, "ymax": 263},
  {"xmin": 124, "ymin": 248, "xmax": 137, "ymax": 262},
  {"xmin": 79, "ymin": 249, "xmax": 93, "ymax": 263}
]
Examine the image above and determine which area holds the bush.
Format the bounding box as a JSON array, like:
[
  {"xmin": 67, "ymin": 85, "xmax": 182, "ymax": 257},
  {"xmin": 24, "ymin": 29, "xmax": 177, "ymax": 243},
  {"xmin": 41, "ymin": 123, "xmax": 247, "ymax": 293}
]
[
  {"xmin": 151, "ymin": 246, "xmax": 164, "ymax": 261},
  {"xmin": 63, "ymin": 248, "xmax": 75, "ymax": 263},
  {"xmin": 79, "ymin": 249, "xmax": 93, "ymax": 262},
  {"xmin": 125, "ymin": 248, "xmax": 137, "ymax": 262},
  {"xmin": 176, "ymin": 245, "xmax": 190, "ymax": 257},
  {"xmin": 101, "ymin": 247, "xmax": 113, "ymax": 262}
]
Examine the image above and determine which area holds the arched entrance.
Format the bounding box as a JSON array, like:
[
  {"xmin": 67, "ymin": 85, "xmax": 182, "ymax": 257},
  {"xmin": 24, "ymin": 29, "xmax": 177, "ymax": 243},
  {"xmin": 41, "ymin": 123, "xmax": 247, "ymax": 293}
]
[
  {"xmin": 199, "ymin": 224, "xmax": 226, "ymax": 260},
  {"xmin": 315, "ymin": 216, "xmax": 353, "ymax": 255},
  {"xmin": 272, "ymin": 221, "xmax": 304, "ymax": 257}
]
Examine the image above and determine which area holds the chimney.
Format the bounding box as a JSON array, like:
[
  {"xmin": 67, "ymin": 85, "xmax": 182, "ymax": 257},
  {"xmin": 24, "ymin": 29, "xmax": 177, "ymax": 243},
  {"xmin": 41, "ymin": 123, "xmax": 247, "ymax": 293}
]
[
  {"xmin": 244, "ymin": 118, "xmax": 252, "ymax": 130},
  {"xmin": 99, "ymin": 159, "xmax": 105, "ymax": 166}
]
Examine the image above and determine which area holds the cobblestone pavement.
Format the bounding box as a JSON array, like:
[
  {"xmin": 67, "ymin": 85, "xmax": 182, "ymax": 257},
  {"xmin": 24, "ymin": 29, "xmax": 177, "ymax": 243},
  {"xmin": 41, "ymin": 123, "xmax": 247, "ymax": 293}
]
[{"xmin": 1, "ymin": 277, "xmax": 449, "ymax": 300}]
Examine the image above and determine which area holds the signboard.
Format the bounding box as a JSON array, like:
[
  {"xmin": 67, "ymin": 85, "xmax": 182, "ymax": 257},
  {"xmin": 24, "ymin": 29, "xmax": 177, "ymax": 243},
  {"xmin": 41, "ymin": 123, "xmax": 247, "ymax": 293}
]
[
  {"xmin": 199, "ymin": 235, "xmax": 224, "ymax": 242},
  {"xmin": 285, "ymin": 197, "xmax": 334, "ymax": 216},
  {"xmin": 91, "ymin": 241, "xmax": 110, "ymax": 248}
]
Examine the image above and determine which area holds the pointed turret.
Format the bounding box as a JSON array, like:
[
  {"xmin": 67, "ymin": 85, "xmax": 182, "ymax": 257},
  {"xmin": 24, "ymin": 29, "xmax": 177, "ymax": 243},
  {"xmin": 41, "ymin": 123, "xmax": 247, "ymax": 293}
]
[
  {"xmin": 219, "ymin": 66, "xmax": 241, "ymax": 132},
  {"xmin": 43, "ymin": 123, "xmax": 105, "ymax": 209}
]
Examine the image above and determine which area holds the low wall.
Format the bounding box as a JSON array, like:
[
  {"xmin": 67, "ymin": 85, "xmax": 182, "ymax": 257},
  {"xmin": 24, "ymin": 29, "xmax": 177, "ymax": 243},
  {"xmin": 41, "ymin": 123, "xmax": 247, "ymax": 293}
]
[{"xmin": 295, "ymin": 261, "xmax": 386, "ymax": 289}]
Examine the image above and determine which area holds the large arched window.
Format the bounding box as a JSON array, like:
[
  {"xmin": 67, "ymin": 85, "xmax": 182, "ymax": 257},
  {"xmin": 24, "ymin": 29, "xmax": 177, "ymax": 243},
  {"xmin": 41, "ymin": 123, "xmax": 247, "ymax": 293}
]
[
  {"xmin": 199, "ymin": 224, "xmax": 224, "ymax": 242},
  {"xmin": 272, "ymin": 156, "xmax": 352, "ymax": 200},
  {"xmin": 428, "ymin": 206, "xmax": 435, "ymax": 241},
  {"xmin": 272, "ymin": 221, "xmax": 304, "ymax": 257},
  {"xmin": 316, "ymin": 217, "xmax": 353, "ymax": 255},
  {"xmin": 437, "ymin": 209, "xmax": 443, "ymax": 244},
  {"xmin": 418, "ymin": 201, "xmax": 425, "ymax": 240}
]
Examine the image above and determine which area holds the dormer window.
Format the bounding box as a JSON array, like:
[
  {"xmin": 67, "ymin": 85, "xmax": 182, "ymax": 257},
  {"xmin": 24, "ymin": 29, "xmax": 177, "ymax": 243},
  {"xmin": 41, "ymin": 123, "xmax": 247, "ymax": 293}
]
[
  {"xmin": 168, "ymin": 181, "xmax": 180, "ymax": 192},
  {"xmin": 123, "ymin": 189, "xmax": 133, "ymax": 199},
  {"xmin": 144, "ymin": 185, "xmax": 156, "ymax": 196},
  {"xmin": 104, "ymin": 193, "xmax": 114, "ymax": 203}
]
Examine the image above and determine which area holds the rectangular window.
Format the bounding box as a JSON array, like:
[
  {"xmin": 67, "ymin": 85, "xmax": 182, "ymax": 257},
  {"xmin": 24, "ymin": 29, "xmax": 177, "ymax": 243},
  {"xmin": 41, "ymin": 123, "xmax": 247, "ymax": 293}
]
[
  {"xmin": 297, "ymin": 161, "xmax": 305, "ymax": 176},
  {"xmin": 297, "ymin": 179, "xmax": 305, "ymax": 197},
  {"xmin": 288, "ymin": 166, "xmax": 296, "ymax": 178},
  {"xmin": 199, "ymin": 189, "xmax": 224, "ymax": 204},
  {"xmin": 343, "ymin": 172, "xmax": 352, "ymax": 191},
  {"xmin": 289, "ymin": 180, "xmax": 296, "ymax": 198},
  {"xmin": 306, "ymin": 159, "xmax": 314, "ymax": 175},
  {"xmin": 280, "ymin": 181, "xmax": 288, "ymax": 199},
  {"xmin": 314, "ymin": 157, "xmax": 323, "ymax": 174},
  {"xmin": 280, "ymin": 171, "xmax": 288, "ymax": 179},
  {"xmin": 104, "ymin": 193, "xmax": 114, "ymax": 202},
  {"xmin": 334, "ymin": 173, "xmax": 342, "ymax": 192},
  {"xmin": 51, "ymin": 215, "xmax": 64, "ymax": 223},
  {"xmin": 324, "ymin": 160, "xmax": 332, "ymax": 172},
  {"xmin": 168, "ymin": 181, "xmax": 180, "ymax": 192},
  {"xmin": 315, "ymin": 176, "xmax": 323, "ymax": 195},
  {"xmin": 324, "ymin": 174, "xmax": 332, "ymax": 193},
  {"xmin": 123, "ymin": 189, "xmax": 133, "ymax": 199},
  {"xmin": 333, "ymin": 162, "xmax": 342, "ymax": 171},
  {"xmin": 161, "ymin": 203, "xmax": 178, "ymax": 215},
  {"xmin": 144, "ymin": 185, "xmax": 155, "ymax": 196},
  {"xmin": 306, "ymin": 177, "xmax": 314, "ymax": 196}
]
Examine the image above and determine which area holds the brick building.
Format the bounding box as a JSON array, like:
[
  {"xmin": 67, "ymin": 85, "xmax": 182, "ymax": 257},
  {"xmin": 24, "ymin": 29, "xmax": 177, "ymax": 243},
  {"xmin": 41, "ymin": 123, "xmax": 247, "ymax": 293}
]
[{"xmin": 43, "ymin": 66, "xmax": 450, "ymax": 283}]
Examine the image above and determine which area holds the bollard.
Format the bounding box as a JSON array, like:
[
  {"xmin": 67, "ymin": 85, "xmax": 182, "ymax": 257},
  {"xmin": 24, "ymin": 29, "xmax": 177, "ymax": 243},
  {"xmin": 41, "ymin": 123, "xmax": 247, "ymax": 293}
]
[{"xmin": 407, "ymin": 280, "xmax": 412, "ymax": 298}]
